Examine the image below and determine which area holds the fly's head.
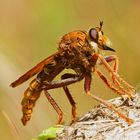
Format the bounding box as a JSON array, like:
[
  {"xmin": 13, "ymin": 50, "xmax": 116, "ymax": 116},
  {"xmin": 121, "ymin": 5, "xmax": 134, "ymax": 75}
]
[{"xmin": 88, "ymin": 21, "xmax": 115, "ymax": 53}]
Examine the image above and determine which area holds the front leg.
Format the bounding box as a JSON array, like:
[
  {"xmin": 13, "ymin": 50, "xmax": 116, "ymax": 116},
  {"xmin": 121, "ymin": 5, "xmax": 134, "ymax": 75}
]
[
  {"xmin": 96, "ymin": 69, "xmax": 126, "ymax": 97},
  {"xmin": 99, "ymin": 55, "xmax": 134, "ymax": 91},
  {"xmin": 94, "ymin": 54, "xmax": 134, "ymax": 98}
]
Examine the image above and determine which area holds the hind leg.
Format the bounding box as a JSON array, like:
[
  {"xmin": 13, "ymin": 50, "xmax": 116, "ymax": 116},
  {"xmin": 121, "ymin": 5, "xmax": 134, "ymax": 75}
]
[{"xmin": 43, "ymin": 74, "xmax": 83, "ymax": 123}]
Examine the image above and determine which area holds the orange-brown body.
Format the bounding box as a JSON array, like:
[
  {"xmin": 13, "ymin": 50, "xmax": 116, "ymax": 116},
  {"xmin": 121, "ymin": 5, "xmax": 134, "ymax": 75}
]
[{"xmin": 10, "ymin": 22, "xmax": 134, "ymax": 125}]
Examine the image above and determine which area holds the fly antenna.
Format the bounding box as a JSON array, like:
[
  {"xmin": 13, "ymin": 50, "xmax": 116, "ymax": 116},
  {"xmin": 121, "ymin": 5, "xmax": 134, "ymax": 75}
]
[{"xmin": 100, "ymin": 21, "xmax": 103, "ymax": 30}]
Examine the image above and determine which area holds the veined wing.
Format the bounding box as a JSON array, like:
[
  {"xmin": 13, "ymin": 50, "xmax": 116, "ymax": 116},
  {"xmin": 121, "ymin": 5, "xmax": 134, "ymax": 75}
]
[{"xmin": 10, "ymin": 51, "xmax": 60, "ymax": 87}]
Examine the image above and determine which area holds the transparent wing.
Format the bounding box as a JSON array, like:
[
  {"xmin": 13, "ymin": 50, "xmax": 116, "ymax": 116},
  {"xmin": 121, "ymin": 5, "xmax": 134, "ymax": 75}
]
[{"xmin": 10, "ymin": 51, "xmax": 59, "ymax": 87}]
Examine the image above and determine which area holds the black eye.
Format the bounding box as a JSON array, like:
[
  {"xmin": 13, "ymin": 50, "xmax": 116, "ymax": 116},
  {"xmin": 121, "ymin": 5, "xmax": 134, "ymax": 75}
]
[{"xmin": 89, "ymin": 28, "xmax": 98, "ymax": 42}]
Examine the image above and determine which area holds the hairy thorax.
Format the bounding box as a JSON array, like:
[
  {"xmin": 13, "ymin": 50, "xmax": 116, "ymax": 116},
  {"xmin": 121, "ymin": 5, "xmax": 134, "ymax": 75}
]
[{"xmin": 58, "ymin": 30, "xmax": 96, "ymax": 73}]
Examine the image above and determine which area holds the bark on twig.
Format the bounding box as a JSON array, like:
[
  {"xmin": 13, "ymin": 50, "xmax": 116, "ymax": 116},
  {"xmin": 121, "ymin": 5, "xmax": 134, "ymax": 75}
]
[{"xmin": 55, "ymin": 93, "xmax": 140, "ymax": 140}]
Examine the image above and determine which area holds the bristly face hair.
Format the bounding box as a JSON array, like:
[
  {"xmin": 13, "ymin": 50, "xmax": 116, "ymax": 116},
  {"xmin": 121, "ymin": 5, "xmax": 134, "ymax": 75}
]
[
  {"xmin": 88, "ymin": 21, "xmax": 115, "ymax": 53},
  {"xmin": 10, "ymin": 22, "xmax": 134, "ymax": 126}
]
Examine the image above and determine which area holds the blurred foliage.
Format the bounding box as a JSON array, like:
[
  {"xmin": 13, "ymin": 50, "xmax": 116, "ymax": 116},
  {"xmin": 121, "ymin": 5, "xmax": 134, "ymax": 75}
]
[
  {"xmin": 0, "ymin": 0, "xmax": 140, "ymax": 140},
  {"xmin": 31, "ymin": 126, "xmax": 63, "ymax": 140}
]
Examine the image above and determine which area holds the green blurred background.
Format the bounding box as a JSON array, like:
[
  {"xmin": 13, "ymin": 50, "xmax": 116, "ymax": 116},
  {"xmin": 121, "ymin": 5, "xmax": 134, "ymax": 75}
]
[{"xmin": 0, "ymin": 0, "xmax": 140, "ymax": 139}]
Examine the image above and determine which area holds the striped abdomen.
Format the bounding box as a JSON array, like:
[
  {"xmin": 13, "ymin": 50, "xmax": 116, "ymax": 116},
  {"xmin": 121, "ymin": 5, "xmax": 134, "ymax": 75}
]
[
  {"xmin": 21, "ymin": 58, "xmax": 66, "ymax": 125},
  {"xmin": 21, "ymin": 79, "xmax": 42, "ymax": 125}
]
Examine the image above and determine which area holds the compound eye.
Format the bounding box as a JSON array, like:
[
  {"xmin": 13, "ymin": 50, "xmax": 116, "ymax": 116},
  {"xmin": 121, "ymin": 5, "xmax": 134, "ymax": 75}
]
[{"xmin": 89, "ymin": 28, "xmax": 98, "ymax": 42}]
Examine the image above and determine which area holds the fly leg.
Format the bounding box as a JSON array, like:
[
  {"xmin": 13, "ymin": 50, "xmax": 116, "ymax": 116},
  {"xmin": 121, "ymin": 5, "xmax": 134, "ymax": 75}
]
[
  {"xmin": 95, "ymin": 69, "xmax": 126, "ymax": 96},
  {"xmin": 93, "ymin": 54, "xmax": 134, "ymax": 98},
  {"xmin": 43, "ymin": 75, "xmax": 83, "ymax": 124},
  {"xmin": 61, "ymin": 74, "xmax": 83, "ymax": 122},
  {"xmin": 44, "ymin": 90, "xmax": 63, "ymax": 124},
  {"xmin": 103, "ymin": 55, "xmax": 134, "ymax": 92},
  {"xmin": 84, "ymin": 72, "xmax": 134, "ymax": 125},
  {"xmin": 43, "ymin": 76, "xmax": 82, "ymax": 90}
]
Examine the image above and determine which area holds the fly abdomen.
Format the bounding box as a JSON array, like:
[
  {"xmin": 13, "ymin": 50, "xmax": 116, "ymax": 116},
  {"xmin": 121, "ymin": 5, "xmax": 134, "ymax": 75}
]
[
  {"xmin": 21, "ymin": 59, "xmax": 65, "ymax": 125},
  {"xmin": 21, "ymin": 79, "xmax": 42, "ymax": 125},
  {"xmin": 21, "ymin": 60, "xmax": 58, "ymax": 125}
]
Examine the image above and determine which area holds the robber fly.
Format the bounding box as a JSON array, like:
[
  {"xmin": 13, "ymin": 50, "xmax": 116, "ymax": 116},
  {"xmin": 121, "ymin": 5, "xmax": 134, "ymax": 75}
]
[{"xmin": 10, "ymin": 22, "xmax": 134, "ymax": 125}]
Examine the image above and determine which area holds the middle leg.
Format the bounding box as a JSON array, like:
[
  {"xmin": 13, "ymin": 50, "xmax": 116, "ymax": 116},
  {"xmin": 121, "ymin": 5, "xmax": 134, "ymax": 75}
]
[{"xmin": 83, "ymin": 72, "xmax": 134, "ymax": 125}]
